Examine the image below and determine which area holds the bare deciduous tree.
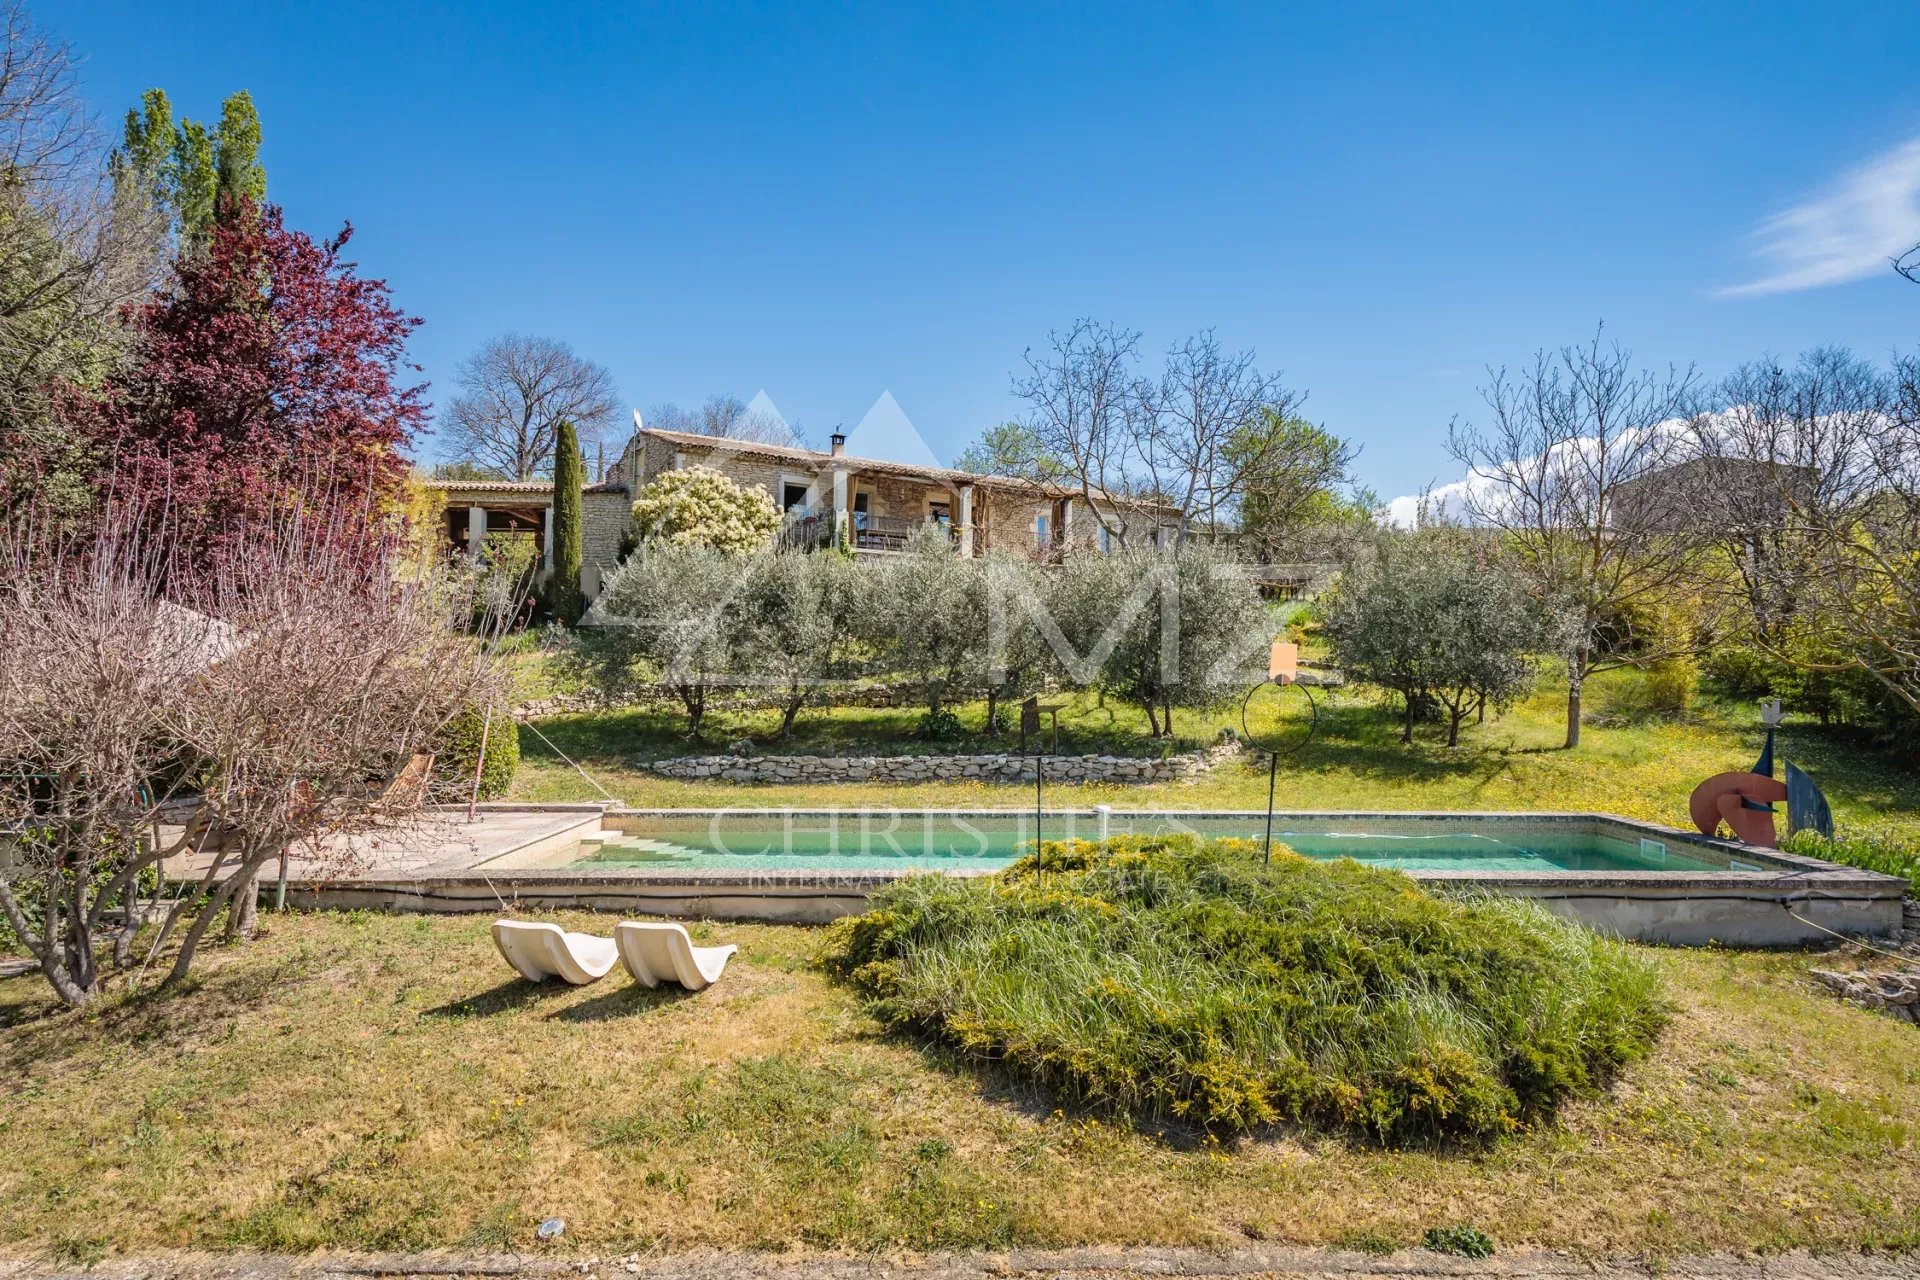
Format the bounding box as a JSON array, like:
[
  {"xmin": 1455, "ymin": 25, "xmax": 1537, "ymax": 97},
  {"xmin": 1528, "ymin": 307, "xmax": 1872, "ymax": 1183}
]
[
  {"xmin": 1011, "ymin": 319, "xmax": 1144, "ymax": 544},
  {"xmin": 1138, "ymin": 330, "xmax": 1299, "ymax": 539},
  {"xmin": 1013, "ymin": 322, "xmax": 1317, "ymax": 549},
  {"xmin": 0, "ymin": 0, "xmax": 168, "ymax": 511},
  {"xmin": 1695, "ymin": 347, "xmax": 1920, "ymax": 717},
  {"xmin": 0, "ymin": 499, "xmax": 509, "ymax": 1006},
  {"xmin": 645, "ymin": 393, "xmax": 803, "ymax": 448},
  {"xmin": 1446, "ymin": 330, "xmax": 1702, "ymax": 748},
  {"xmin": 438, "ymin": 333, "xmax": 620, "ymax": 480}
]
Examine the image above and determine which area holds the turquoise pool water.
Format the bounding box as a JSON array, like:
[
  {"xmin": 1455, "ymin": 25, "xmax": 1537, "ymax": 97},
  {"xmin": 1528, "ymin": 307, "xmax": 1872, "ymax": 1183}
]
[{"xmin": 558, "ymin": 812, "xmax": 1735, "ymax": 875}]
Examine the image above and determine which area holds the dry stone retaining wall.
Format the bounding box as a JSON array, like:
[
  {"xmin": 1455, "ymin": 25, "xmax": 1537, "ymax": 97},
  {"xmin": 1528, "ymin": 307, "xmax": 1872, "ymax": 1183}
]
[{"xmin": 643, "ymin": 739, "xmax": 1244, "ymax": 785}]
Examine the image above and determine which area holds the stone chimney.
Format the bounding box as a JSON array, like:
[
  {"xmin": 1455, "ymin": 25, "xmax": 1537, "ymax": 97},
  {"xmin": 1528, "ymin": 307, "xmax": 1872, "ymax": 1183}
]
[{"xmin": 829, "ymin": 432, "xmax": 846, "ymax": 457}]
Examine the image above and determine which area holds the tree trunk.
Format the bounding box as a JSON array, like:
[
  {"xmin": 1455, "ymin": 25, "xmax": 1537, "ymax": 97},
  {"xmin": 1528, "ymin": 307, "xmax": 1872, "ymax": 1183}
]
[
  {"xmin": 226, "ymin": 865, "xmax": 261, "ymax": 941},
  {"xmin": 164, "ymin": 872, "xmax": 250, "ymax": 988},
  {"xmin": 1447, "ymin": 706, "xmax": 1463, "ymax": 748},
  {"xmin": 778, "ymin": 694, "xmax": 803, "ymax": 737},
  {"xmin": 1162, "ymin": 697, "xmax": 1174, "ymax": 738},
  {"xmin": 1565, "ymin": 646, "xmax": 1587, "ymax": 749},
  {"xmin": 113, "ymin": 911, "xmax": 136, "ymax": 969},
  {"xmin": 984, "ymin": 688, "xmax": 999, "ymax": 737},
  {"xmin": 1143, "ymin": 698, "xmax": 1161, "ymax": 738},
  {"xmin": 38, "ymin": 955, "xmax": 93, "ymax": 1006}
]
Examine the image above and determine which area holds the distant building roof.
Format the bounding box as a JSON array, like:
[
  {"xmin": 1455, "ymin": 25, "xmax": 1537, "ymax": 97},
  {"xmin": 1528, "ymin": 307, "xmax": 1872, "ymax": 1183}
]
[
  {"xmin": 421, "ymin": 479, "xmax": 629, "ymax": 499},
  {"xmin": 421, "ymin": 479, "xmax": 551, "ymax": 492}
]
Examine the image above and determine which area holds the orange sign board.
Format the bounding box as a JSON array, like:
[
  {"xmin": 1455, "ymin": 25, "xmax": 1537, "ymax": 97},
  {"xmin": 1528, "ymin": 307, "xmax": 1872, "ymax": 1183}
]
[{"xmin": 1268, "ymin": 640, "xmax": 1298, "ymax": 685}]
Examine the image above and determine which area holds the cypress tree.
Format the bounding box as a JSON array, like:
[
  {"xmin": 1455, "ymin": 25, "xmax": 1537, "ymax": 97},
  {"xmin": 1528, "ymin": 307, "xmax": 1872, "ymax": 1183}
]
[
  {"xmin": 214, "ymin": 91, "xmax": 267, "ymax": 209},
  {"xmin": 548, "ymin": 419, "xmax": 585, "ymax": 624},
  {"xmin": 171, "ymin": 120, "xmax": 216, "ymax": 251}
]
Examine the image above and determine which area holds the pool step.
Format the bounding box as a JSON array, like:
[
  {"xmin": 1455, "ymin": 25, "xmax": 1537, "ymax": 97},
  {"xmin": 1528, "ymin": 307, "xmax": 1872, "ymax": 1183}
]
[{"xmin": 581, "ymin": 834, "xmax": 703, "ymax": 863}]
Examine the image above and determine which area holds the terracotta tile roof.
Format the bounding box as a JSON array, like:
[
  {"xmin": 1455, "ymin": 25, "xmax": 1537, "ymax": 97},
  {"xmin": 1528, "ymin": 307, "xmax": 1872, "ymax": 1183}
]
[
  {"xmin": 420, "ymin": 479, "xmax": 629, "ymax": 496},
  {"xmin": 421, "ymin": 479, "xmax": 553, "ymax": 493},
  {"xmin": 637, "ymin": 427, "xmax": 1178, "ymax": 512}
]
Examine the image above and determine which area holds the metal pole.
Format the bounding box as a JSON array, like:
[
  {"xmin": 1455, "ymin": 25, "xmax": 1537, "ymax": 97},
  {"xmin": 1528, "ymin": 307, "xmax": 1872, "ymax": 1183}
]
[
  {"xmin": 275, "ymin": 778, "xmax": 294, "ymax": 909},
  {"xmin": 1034, "ymin": 753, "xmax": 1044, "ymax": 854},
  {"xmin": 467, "ymin": 705, "xmax": 494, "ymax": 823},
  {"xmin": 1264, "ymin": 749, "xmax": 1278, "ymax": 865}
]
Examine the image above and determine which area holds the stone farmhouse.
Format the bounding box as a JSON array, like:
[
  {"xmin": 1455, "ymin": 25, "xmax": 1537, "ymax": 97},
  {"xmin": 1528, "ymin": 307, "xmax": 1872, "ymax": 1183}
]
[{"xmin": 424, "ymin": 422, "xmax": 1181, "ymax": 601}]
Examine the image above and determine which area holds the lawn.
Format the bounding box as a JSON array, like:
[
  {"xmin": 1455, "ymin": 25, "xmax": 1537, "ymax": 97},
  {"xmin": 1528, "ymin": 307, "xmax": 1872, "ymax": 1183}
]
[
  {"xmin": 509, "ymin": 663, "xmax": 1920, "ymax": 839},
  {"xmin": 2, "ymin": 910, "xmax": 1916, "ymax": 1260}
]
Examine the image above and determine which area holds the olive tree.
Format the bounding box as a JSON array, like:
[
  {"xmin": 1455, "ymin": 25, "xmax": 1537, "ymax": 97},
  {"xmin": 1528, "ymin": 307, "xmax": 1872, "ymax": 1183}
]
[
  {"xmin": 735, "ymin": 550, "xmax": 862, "ymax": 737},
  {"xmin": 860, "ymin": 526, "xmax": 986, "ymax": 730},
  {"xmin": 587, "ymin": 541, "xmax": 746, "ymax": 735},
  {"xmin": 980, "ymin": 550, "xmax": 1058, "ymax": 734},
  {"xmin": 1052, "ymin": 544, "xmax": 1267, "ymax": 736},
  {"xmin": 1322, "ymin": 529, "xmax": 1559, "ymax": 746}
]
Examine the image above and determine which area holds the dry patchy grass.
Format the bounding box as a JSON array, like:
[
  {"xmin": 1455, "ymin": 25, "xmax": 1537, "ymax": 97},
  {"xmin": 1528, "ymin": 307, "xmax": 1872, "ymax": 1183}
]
[{"xmin": 2, "ymin": 911, "xmax": 1916, "ymax": 1260}]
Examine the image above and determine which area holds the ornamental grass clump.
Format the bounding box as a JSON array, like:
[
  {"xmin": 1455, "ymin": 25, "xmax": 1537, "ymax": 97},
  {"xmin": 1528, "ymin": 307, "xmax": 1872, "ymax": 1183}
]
[{"xmin": 824, "ymin": 835, "xmax": 1667, "ymax": 1143}]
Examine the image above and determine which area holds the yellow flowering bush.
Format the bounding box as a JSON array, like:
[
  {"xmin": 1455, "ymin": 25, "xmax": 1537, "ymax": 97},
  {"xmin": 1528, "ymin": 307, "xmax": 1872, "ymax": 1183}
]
[{"xmin": 630, "ymin": 464, "xmax": 781, "ymax": 554}]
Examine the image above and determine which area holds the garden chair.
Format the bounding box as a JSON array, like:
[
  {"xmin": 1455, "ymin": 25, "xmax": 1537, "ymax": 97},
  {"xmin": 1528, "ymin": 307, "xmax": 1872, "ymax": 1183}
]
[
  {"xmin": 490, "ymin": 920, "xmax": 618, "ymax": 985},
  {"xmin": 613, "ymin": 920, "xmax": 736, "ymax": 991}
]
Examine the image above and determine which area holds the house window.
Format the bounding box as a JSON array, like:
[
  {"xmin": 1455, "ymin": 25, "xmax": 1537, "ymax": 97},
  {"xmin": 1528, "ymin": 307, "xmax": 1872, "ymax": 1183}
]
[
  {"xmin": 1097, "ymin": 525, "xmax": 1110, "ymax": 553},
  {"xmin": 928, "ymin": 501, "xmax": 951, "ymax": 527},
  {"xmin": 781, "ymin": 482, "xmax": 809, "ymax": 512},
  {"xmin": 1035, "ymin": 514, "xmax": 1049, "ymax": 549}
]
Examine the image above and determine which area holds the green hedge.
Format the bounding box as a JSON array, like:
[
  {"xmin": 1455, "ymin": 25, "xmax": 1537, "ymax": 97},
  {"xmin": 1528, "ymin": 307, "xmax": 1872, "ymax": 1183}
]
[
  {"xmin": 825, "ymin": 835, "xmax": 1668, "ymax": 1142},
  {"xmin": 431, "ymin": 703, "xmax": 520, "ymax": 801},
  {"xmin": 1782, "ymin": 827, "xmax": 1920, "ymax": 893}
]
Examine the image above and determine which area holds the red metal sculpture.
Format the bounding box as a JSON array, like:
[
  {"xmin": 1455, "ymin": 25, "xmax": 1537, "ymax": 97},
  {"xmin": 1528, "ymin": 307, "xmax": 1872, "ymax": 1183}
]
[{"xmin": 1685, "ymin": 699, "xmax": 1816, "ymax": 849}]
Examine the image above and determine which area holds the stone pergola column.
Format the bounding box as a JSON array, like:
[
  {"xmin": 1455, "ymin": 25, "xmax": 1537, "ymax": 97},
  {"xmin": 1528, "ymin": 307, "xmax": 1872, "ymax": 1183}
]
[
  {"xmin": 956, "ymin": 482, "xmax": 975, "ymax": 557},
  {"xmin": 832, "ymin": 468, "xmax": 849, "ymax": 547},
  {"xmin": 467, "ymin": 506, "xmax": 487, "ymax": 563},
  {"xmin": 543, "ymin": 506, "xmax": 555, "ymax": 571}
]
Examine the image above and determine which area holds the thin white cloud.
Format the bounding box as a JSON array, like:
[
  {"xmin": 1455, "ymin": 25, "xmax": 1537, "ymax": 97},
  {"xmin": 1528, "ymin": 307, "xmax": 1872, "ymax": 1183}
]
[
  {"xmin": 1721, "ymin": 134, "xmax": 1920, "ymax": 298},
  {"xmin": 1386, "ymin": 417, "xmax": 1698, "ymax": 529}
]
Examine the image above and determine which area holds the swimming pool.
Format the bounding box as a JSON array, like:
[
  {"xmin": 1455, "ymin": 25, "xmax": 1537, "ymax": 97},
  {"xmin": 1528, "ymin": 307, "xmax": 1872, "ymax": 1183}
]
[
  {"xmin": 555, "ymin": 810, "xmax": 1733, "ymax": 874},
  {"xmin": 278, "ymin": 805, "xmax": 1908, "ymax": 946}
]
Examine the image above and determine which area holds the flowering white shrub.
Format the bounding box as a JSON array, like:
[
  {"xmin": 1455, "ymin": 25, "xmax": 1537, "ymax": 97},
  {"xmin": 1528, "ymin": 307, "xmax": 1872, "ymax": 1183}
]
[{"xmin": 630, "ymin": 465, "xmax": 781, "ymax": 554}]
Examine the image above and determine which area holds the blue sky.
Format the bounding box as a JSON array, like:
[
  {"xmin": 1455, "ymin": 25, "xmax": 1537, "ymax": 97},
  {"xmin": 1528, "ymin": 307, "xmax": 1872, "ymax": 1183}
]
[{"xmin": 57, "ymin": 1, "xmax": 1920, "ymax": 502}]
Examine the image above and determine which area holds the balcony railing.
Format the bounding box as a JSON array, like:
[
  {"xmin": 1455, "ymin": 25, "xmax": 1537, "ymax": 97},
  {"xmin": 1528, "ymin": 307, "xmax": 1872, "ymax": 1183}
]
[{"xmin": 775, "ymin": 509, "xmax": 958, "ymax": 553}]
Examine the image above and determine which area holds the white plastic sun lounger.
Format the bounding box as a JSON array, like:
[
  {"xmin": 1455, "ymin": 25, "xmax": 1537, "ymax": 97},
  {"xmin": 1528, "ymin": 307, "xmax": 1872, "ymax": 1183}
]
[
  {"xmin": 490, "ymin": 920, "xmax": 618, "ymax": 985},
  {"xmin": 613, "ymin": 920, "xmax": 737, "ymax": 991}
]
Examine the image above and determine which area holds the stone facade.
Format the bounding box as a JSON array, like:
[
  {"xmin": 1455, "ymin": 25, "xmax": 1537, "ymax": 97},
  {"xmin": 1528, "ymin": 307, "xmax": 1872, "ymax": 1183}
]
[
  {"xmin": 642, "ymin": 739, "xmax": 1244, "ymax": 785},
  {"xmin": 616, "ymin": 426, "xmax": 1178, "ymax": 560},
  {"xmin": 579, "ymin": 490, "xmax": 633, "ymax": 597}
]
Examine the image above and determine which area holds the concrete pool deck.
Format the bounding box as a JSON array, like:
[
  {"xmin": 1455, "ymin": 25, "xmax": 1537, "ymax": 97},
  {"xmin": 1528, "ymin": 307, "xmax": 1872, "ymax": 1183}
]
[
  {"xmin": 160, "ymin": 804, "xmax": 607, "ymax": 883},
  {"xmin": 227, "ymin": 804, "xmax": 1914, "ymax": 947}
]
